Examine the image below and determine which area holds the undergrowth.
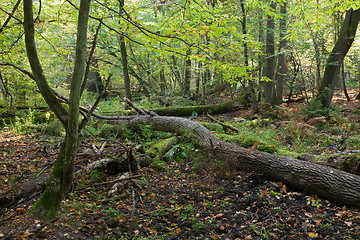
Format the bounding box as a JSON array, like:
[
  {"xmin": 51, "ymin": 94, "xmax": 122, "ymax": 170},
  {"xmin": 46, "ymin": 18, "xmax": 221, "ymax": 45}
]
[{"xmin": 3, "ymin": 99, "xmax": 360, "ymax": 167}]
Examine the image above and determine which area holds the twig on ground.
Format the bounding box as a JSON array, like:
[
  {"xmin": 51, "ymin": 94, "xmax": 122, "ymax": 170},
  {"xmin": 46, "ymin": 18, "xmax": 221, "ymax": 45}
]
[
  {"xmin": 130, "ymin": 187, "xmax": 136, "ymax": 219},
  {"xmin": 94, "ymin": 174, "xmax": 142, "ymax": 188}
]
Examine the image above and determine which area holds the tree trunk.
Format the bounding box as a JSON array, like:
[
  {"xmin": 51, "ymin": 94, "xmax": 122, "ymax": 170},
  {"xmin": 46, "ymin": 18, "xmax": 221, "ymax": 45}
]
[
  {"xmin": 257, "ymin": 14, "xmax": 264, "ymax": 102},
  {"xmin": 24, "ymin": 0, "xmax": 91, "ymax": 218},
  {"xmin": 263, "ymin": 3, "xmax": 276, "ymax": 104},
  {"xmin": 196, "ymin": 61, "xmax": 201, "ymax": 100},
  {"xmin": 316, "ymin": 8, "xmax": 360, "ymax": 108},
  {"xmin": 108, "ymin": 115, "xmax": 360, "ymax": 208},
  {"xmin": 183, "ymin": 48, "xmax": 192, "ymax": 95},
  {"xmin": 275, "ymin": 2, "xmax": 287, "ymax": 105},
  {"xmin": 239, "ymin": 0, "xmax": 255, "ymax": 97},
  {"xmin": 159, "ymin": 54, "xmax": 166, "ymax": 94},
  {"xmin": 128, "ymin": 65, "xmax": 150, "ymax": 96},
  {"xmin": 119, "ymin": 0, "xmax": 132, "ymax": 104},
  {"xmin": 357, "ymin": 63, "xmax": 360, "ymax": 100},
  {"xmin": 23, "ymin": 1, "xmax": 68, "ymax": 126},
  {"xmin": 151, "ymin": 92, "xmax": 251, "ymax": 116},
  {"xmin": 341, "ymin": 62, "xmax": 351, "ymax": 101}
]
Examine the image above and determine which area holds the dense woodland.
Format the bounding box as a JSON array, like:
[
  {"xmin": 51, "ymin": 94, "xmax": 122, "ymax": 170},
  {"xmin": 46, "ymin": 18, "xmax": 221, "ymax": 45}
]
[{"xmin": 1, "ymin": 0, "xmax": 360, "ymax": 239}]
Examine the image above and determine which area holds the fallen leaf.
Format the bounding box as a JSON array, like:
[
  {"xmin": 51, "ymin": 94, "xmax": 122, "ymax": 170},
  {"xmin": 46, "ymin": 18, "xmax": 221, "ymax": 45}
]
[
  {"xmin": 308, "ymin": 232, "xmax": 318, "ymax": 238},
  {"xmin": 344, "ymin": 221, "xmax": 352, "ymax": 226},
  {"xmin": 304, "ymin": 212, "xmax": 312, "ymax": 218},
  {"xmin": 176, "ymin": 228, "xmax": 181, "ymax": 233},
  {"xmin": 16, "ymin": 208, "xmax": 25, "ymax": 214}
]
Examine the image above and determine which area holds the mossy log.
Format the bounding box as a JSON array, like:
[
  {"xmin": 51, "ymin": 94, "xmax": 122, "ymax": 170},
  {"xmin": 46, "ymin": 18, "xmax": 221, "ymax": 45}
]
[
  {"xmin": 151, "ymin": 92, "xmax": 251, "ymax": 116},
  {"xmin": 146, "ymin": 136, "xmax": 179, "ymax": 159},
  {"xmin": 108, "ymin": 115, "xmax": 360, "ymax": 208},
  {"xmin": 101, "ymin": 92, "xmax": 251, "ymax": 117}
]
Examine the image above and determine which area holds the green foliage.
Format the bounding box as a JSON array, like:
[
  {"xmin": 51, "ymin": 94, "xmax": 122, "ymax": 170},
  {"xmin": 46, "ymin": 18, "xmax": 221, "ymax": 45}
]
[
  {"xmin": 306, "ymin": 99, "xmax": 331, "ymax": 118},
  {"xmin": 42, "ymin": 119, "xmax": 64, "ymax": 137},
  {"xmin": 150, "ymin": 158, "xmax": 167, "ymax": 171},
  {"xmin": 217, "ymin": 128, "xmax": 278, "ymax": 154},
  {"xmin": 8, "ymin": 109, "xmax": 39, "ymax": 134}
]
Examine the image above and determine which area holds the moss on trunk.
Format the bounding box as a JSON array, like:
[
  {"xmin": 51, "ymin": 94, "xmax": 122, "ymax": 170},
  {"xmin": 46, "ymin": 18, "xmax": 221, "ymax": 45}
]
[
  {"xmin": 147, "ymin": 136, "xmax": 179, "ymax": 159},
  {"xmin": 153, "ymin": 92, "xmax": 251, "ymax": 116},
  {"xmin": 30, "ymin": 143, "xmax": 66, "ymax": 218}
]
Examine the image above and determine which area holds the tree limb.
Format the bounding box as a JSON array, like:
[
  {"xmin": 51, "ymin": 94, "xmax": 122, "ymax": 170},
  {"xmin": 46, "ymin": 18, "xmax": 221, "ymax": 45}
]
[
  {"xmin": 0, "ymin": 0, "xmax": 21, "ymax": 33},
  {"xmin": 81, "ymin": 20, "xmax": 103, "ymax": 95},
  {"xmin": 206, "ymin": 113, "xmax": 239, "ymax": 132},
  {"xmin": 23, "ymin": 1, "xmax": 68, "ymax": 126}
]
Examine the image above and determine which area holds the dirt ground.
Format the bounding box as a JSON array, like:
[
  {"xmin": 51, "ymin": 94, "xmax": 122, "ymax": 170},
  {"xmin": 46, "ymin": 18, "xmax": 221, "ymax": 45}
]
[{"xmin": 1, "ymin": 92, "xmax": 360, "ymax": 239}]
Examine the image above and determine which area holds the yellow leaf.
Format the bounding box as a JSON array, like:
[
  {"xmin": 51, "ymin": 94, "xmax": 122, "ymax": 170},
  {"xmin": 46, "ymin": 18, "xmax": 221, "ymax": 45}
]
[
  {"xmin": 214, "ymin": 213, "xmax": 223, "ymax": 218},
  {"xmin": 308, "ymin": 232, "xmax": 318, "ymax": 238},
  {"xmin": 304, "ymin": 212, "xmax": 313, "ymax": 218},
  {"xmin": 176, "ymin": 228, "xmax": 181, "ymax": 233}
]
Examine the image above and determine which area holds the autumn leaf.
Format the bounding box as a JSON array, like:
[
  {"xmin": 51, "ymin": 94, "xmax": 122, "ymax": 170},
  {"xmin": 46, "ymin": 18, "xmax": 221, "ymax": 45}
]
[{"xmin": 308, "ymin": 232, "xmax": 318, "ymax": 238}]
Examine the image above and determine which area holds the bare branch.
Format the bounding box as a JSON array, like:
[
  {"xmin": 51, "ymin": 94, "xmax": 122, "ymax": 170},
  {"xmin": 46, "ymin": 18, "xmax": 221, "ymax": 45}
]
[
  {"xmin": 0, "ymin": 62, "xmax": 35, "ymax": 79},
  {"xmin": 79, "ymin": 73, "xmax": 113, "ymax": 131},
  {"xmin": 0, "ymin": 0, "xmax": 22, "ymax": 32},
  {"xmin": 206, "ymin": 114, "xmax": 239, "ymax": 132},
  {"xmin": 81, "ymin": 20, "xmax": 103, "ymax": 95},
  {"xmin": 123, "ymin": 97, "xmax": 158, "ymax": 116}
]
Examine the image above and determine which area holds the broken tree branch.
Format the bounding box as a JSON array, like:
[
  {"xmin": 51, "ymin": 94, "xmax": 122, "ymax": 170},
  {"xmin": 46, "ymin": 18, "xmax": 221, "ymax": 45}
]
[{"xmin": 206, "ymin": 113, "xmax": 239, "ymax": 132}]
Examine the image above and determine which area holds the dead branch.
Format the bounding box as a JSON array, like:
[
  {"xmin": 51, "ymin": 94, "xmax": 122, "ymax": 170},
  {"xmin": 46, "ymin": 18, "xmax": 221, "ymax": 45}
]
[{"xmin": 206, "ymin": 113, "xmax": 239, "ymax": 132}]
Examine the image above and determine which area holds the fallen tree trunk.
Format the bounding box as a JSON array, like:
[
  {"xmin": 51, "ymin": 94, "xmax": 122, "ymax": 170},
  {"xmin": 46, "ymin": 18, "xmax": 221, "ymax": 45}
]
[
  {"xmin": 146, "ymin": 136, "xmax": 179, "ymax": 159},
  {"xmin": 108, "ymin": 115, "xmax": 360, "ymax": 208},
  {"xmin": 0, "ymin": 173, "xmax": 50, "ymax": 208},
  {"xmin": 105, "ymin": 92, "xmax": 251, "ymax": 117},
  {"xmin": 152, "ymin": 92, "xmax": 251, "ymax": 116}
]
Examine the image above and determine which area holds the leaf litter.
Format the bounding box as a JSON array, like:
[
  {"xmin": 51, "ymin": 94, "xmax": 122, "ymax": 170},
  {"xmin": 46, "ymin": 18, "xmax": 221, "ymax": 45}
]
[{"xmin": 0, "ymin": 130, "xmax": 359, "ymax": 239}]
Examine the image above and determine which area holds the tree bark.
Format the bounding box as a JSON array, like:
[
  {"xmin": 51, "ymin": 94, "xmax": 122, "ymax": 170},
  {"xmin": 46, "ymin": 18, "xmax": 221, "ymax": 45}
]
[
  {"xmin": 316, "ymin": 8, "xmax": 360, "ymax": 108},
  {"xmin": 119, "ymin": 0, "xmax": 132, "ymax": 104},
  {"xmin": 151, "ymin": 92, "xmax": 251, "ymax": 116},
  {"xmin": 357, "ymin": 63, "xmax": 360, "ymax": 100},
  {"xmin": 263, "ymin": 3, "xmax": 276, "ymax": 104},
  {"xmin": 183, "ymin": 48, "xmax": 192, "ymax": 95},
  {"xmin": 23, "ymin": 0, "xmax": 68, "ymax": 126},
  {"xmin": 275, "ymin": 2, "xmax": 287, "ymax": 104},
  {"xmin": 107, "ymin": 115, "xmax": 360, "ymax": 208},
  {"xmin": 24, "ymin": 0, "xmax": 91, "ymax": 218}
]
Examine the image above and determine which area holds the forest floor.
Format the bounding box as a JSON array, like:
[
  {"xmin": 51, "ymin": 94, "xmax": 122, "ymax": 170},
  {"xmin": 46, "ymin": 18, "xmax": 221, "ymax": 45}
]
[{"xmin": 1, "ymin": 90, "xmax": 360, "ymax": 239}]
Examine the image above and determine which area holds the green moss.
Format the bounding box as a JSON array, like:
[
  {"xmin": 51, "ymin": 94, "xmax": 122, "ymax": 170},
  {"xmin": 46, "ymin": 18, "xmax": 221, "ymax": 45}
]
[
  {"xmin": 257, "ymin": 144, "xmax": 276, "ymax": 153},
  {"xmin": 199, "ymin": 122, "xmax": 224, "ymax": 132},
  {"xmin": 275, "ymin": 149, "xmax": 301, "ymax": 158},
  {"xmin": 99, "ymin": 124, "xmax": 125, "ymax": 138},
  {"xmin": 146, "ymin": 136, "xmax": 179, "ymax": 158},
  {"xmin": 152, "ymin": 92, "xmax": 251, "ymax": 116},
  {"xmin": 234, "ymin": 118, "xmax": 272, "ymax": 128},
  {"xmin": 150, "ymin": 159, "xmax": 167, "ymax": 171},
  {"xmin": 30, "ymin": 176, "xmax": 62, "ymax": 218},
  {"xmin": 216, "ymin": 134, "xmax": 276, "ymax": 153}
]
